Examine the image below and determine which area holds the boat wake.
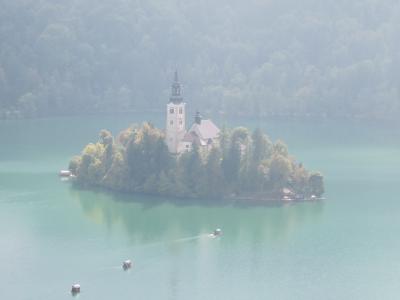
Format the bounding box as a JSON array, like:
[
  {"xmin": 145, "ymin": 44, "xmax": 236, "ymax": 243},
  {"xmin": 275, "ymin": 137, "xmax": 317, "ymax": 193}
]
[{"xmin": 171, "ymin": 234, "xmax": 208, "ymax": 243}]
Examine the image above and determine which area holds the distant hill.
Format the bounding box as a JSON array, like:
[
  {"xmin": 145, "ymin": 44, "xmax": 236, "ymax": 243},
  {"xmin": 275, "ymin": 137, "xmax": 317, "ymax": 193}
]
[{"xmin": 1, "ymin": 0, "xmax": 399, "ymax": 119}]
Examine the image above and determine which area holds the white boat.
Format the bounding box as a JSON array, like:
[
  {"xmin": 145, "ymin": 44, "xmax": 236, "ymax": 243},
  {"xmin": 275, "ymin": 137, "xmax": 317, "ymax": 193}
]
[
  {"xmin": 71, "ymin": 283, "xmax": 80, "ymax": 295},
  {"xmin": 211, "ymin": 228, "xmax": 222, "ymax": 237},
  {"xmin": 122, "ymin": 259, "xmax": 132, "ymax": 270},
  {"xmin": 59, "ymin": 170, "xmax": 71, "ymax": 177}
]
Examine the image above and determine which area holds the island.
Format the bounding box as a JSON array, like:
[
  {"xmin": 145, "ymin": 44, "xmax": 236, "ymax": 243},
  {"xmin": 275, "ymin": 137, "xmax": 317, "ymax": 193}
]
[
  {"xmin": 68, "ymin": 72, "xmax": 324, "ymax": 202},
  {"xmin": 68, "ymin": 122, "xmax": 323, "ymax": 201}
]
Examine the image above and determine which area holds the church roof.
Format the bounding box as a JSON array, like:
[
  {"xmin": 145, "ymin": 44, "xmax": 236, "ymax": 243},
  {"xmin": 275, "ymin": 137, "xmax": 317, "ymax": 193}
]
[
  {"xmin": 188, "ymin": 119, "xmax": 220, "ymax": 141},
  {"xmin": 182, "ymin": 131, "xmax": 196, "ymax": 143},
  {"xmin": 182, "ymin": 131, "xmax": 207, "ymax": 146}
]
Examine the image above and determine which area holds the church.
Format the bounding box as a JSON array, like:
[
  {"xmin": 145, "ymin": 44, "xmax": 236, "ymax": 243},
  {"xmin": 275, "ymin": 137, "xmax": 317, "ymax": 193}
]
[{"xmin": 165, "ymin": 71, "xmax": 220, "ymax": 154}]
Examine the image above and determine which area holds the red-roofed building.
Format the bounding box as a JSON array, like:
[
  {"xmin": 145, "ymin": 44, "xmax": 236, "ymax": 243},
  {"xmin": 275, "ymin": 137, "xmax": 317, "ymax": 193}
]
[{"xmin": 165, "ymin": 72, "xmax": 220, "ymax": 154}]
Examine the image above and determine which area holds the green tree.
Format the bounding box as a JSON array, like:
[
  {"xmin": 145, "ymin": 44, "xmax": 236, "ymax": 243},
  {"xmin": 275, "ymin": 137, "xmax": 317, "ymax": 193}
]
[
  {"xmin": 102, "ymin": 150, "xmax": 129, "ymax": 190},
  {"xmin": 291, "ymin": 163, "xmax": 309, "ymax": 194},
  {"xmin": 154, "ymin": 137, "xmax": 173, "ymax": 174},
  {"xmin": 179, "ymin": 144, "xmax": 206, "ymax": 197},
  {"xmin": 222, "ymin": 140, "xmax": 242, "ymax": 185},
  {"xmin": 99, "ymin": 129, "xmax": 113, "ymax": 145},
  {"xmin": 157, "ymin": 171, "xmax": 174, "ymax": 196},
  {"xmin": 69, "ymin": 123, "xmax": 324, "ymax": 199},
  {"xmin": 76, "ymin": 143, "xmax": 105, "ymax": 185},
  {"xmin": 251, "ymin": 128, "xmax": 272, "ymax": 163},
  {"xmin": 126, "ymin": 122, "xmax": 166, "ymax": 187},
  {"xmin": 68, "ymin": 156, "xmax": 81, "ymax": 174},
  {"xmin": 272, "ymin": 140, "xmax": 289, "ymax": 157},
  {"xmin": 218, "ymin": 125, "xmax": 230, "ymax": 157},
  {"xmin": 143, "ymin": 174, "xmax": 158, "ymax": 194},
  {"xmin": 308, "ymin": 172, "xmax": 324, "ymax": 197},
  {"xmin": 99, "ymin": 130, "xmax": 114, "ymax": 171},
  {"xmin": 231, "ymin": 127, "xmax": 250, "ymax": 144},
  {"xmin": 268, "ymin": 154, "xmax": 293, "ymax": 191},
  {"xmin": 205, "ymin": 147, "xmax": 224, "ymax": 198}
]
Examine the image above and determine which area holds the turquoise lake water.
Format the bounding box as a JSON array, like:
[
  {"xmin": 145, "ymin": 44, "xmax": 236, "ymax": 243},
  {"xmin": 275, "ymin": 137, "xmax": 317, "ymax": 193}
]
[{"xmin": 0, "ymin": 114, "xmax": 399, "ymax": 299}]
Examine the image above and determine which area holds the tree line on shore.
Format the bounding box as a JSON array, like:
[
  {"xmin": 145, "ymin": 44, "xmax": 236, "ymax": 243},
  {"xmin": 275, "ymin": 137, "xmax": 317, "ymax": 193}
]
[
  {"xmin": 69, "ymin": 123, "xmax": 324, "ymax": 200},
  {"xmin": 1, "ymin": 0, "xmax": 400, "ymax": 120}
]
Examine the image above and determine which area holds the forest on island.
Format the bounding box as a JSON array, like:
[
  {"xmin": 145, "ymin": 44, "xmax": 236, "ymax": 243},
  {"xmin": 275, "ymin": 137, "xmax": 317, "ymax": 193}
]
[
  {"xmin": 69, "ymin": 123, "xmax": 324, "ymax": 200},
  {"xmin": 1, "ymin": 0, "xmax": 400, "ymax": 120}
]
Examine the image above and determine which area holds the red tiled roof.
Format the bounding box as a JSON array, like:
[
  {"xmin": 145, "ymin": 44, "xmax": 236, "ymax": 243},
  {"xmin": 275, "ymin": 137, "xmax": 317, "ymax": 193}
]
[{"xmin": 189, "ymin": 119, "xmax": 220, "ymax": 140}]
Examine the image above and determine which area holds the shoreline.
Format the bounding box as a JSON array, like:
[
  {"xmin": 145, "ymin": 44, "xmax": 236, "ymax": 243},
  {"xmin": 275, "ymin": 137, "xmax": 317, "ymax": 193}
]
[
  {"xmin": 1, "ymin": 108, "xmax": 398, "ymax": 124},
  {"xmin": 67, "ymin": 178, "xmax": 323, "ymax": 207}
]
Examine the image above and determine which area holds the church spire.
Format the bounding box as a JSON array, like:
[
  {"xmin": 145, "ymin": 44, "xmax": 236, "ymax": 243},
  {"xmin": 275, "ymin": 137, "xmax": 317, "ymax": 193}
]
[
  {"xmin": 170, "ymin": 70, "xmax": 183, "ymax": 103},
  {"xmin": 195, "ymin": 111, "xmax": 202, "ymax": 124},
  {"xmin": 174, "ymin": 70, "xmax": 179, "ymax": 82}
]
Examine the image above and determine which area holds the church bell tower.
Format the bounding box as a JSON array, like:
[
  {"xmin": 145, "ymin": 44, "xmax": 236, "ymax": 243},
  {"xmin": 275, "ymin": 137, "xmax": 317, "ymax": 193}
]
[{"xmin": 166, "ymin": 71, "xmax": 186, "ymax": 154}]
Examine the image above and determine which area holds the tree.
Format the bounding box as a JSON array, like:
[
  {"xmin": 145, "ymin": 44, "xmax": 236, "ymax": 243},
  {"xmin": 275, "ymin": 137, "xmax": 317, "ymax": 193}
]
[
  {"xmin": 126, "ymin": 122, "xmax": 166, "ymax": 187},
  {"xmin": 99, "ymin": 129, "xmax": 113, "ymax": 145},
  {"xmin": 68, "ymin": 156, "xmax": 81, "ymax": 174},
  {"xmin": 154, "ymin": 137, "xmax": 172, "ymax": 174},
  {"xmin": 272, "ymin": 140, "xmax": 289, "ymax": 157},
  {"xmin": 179, "ymin": 143, "xmax": 206, "ymax": 197},
  {"xmin": 218, "ymin": 125, "xmax": 230, "ymax": 157},
  {"xmin": 157, "ymin": 171, "xmax": 174, "ymax": 196},
  {"xmin": 308, "ymin": 172, "xmax": 324, "ymax": 197},
  {"xmin": 117, "ymin": 126, "xmax": 136, "ymax": 147},
  {"xmin": 143, "ymin": 174, "xmax": 158, "ymax": 194},
  {"xmin": 1, "ymin": 0, "xmax": 400, "ymax": 120},
  {"xmin": 251, "ymin": 128, "xmax": 272, "ymax": 163},
  {"xmin": 231, "ymin": 127, "xmax": 250, "ymax": 144},
  {"xmin": 69, "ymin": 123, "xmax": 324, "ymax": 199},
  {"xmin": 87, "ymin": 157, "xmax": 105, "ymax": 184},
  {"xmin": 268, "ymin": 154, "xmax": 293, "ymax": 191},
  {"xmin": 99, "ymin": 130, "xmax": 114, "ymax": 171},
  {"xmin": 222, "ymin": 140, "xmax": 242, "ymax": 185},
  {"xmin": 102, "ymin": 150, "xmax": 128, "ymax": 190},
  {"xmin": 205, "ymin": 147, "xmax": 224, "ymax": 198},
  {"xmin": 75, "ymin": 143, "xmax": 105, "ymax": 185},
  {"xmin": 239, "ymin": 128, "xmax": 272, "ymax": 191},
  {"xmin": 291, "ymin": 163, "xmax": 309, "ymax": 194}
]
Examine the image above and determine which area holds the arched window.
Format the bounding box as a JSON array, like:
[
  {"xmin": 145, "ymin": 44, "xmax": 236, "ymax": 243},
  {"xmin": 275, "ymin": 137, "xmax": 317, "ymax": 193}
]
[{"xmin": 170, "ymin": 108, "xmax": 174, "ymax": 114}]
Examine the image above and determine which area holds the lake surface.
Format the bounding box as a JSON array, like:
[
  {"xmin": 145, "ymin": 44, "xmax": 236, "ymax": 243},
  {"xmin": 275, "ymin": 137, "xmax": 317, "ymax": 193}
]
[{"xmin": 1, "ymin": 114, "xmax": 400, "ymax": 300}]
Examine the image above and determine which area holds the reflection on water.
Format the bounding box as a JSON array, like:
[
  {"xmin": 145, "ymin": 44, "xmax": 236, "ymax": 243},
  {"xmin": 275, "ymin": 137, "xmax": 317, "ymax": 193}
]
[
  {"xmin": 4, "ymin": 115, "xmax": 400, "ymax": 299},
  {"xmin": 71, "ymin": 185, "xmax": 324, "ymax": 247}
]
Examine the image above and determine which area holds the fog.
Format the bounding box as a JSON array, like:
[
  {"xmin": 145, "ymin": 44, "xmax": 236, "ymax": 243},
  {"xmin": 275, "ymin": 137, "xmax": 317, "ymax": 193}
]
[{"xmin": 0, "ymin": 0, "xmax": 399, "ymax": 119}]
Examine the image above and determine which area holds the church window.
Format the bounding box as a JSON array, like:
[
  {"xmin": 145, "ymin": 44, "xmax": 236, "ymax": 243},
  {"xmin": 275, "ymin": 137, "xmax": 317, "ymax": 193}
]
[
  {"xmin": 179, "ymin": 108, "xmax": 183, "ymax": 114},
  {"xmin": 170, "ymin": 108, "xmax": 174, "ymax": 114}
]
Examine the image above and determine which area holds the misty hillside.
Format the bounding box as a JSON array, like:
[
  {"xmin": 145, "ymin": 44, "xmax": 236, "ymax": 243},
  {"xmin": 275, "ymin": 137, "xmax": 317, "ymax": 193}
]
[{"xmin": 1, "ymin": 0, "xmax": 399, "ymax": 119}]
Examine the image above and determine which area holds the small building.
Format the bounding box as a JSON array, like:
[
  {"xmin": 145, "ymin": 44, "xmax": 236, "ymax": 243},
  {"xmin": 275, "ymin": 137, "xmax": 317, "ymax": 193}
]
[
  {"xmin": 165, "ymin": 71, "xmax": 220, "ymax": 154},
  {"xmin": 181, "ymin": 112, "xmax": 220, "ymax": 152}
]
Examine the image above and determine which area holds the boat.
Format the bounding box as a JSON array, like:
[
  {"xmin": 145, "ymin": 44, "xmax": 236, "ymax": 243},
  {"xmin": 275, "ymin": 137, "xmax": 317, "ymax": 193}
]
[
  {"xmin": 71, "ymin": 283, "xmax": 80, "ymax": 295},
  {"xmin": 122, "ymin": 259, "xmax": 132, "ymax": 270},
  {"xmin": 212, "ymin": 228, "xmax": 222, "ymax": 237},
  {"xmin": 281, "ymin": 195, "xmax": 293, "ymax": 201},
  {"xmin": 59, "ymin": 170, "xmax": 71, "ymax": 177}
]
